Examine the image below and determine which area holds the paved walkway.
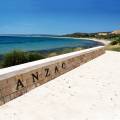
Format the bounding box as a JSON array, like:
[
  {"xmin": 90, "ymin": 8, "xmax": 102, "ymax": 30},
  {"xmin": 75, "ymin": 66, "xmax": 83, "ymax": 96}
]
[{"xmin": 0, "ymin": 51, "xmax": 120, "ymax": 120}]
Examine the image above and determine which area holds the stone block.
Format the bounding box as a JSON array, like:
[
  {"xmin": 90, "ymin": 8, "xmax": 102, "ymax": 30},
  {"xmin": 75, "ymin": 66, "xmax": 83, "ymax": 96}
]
[
  {"xmin": 10, "ymin": 93, "xmax": 15, "ymax": 100},
  {"xmin": 0, "ymin": 98, "xmax": 4, "ymax": 106},
  {"xmin": 1, "ymin": 86, "xmax": 12, "ymax": 97},
  {"xmin": 0, "ymin": 79, "xmax": 9, "ymax": 89},
  {"xmin": 7, "ymin": 77, "xmax": 16, "ymax": 86},
  {"xmin": 27, "ymin": 84, "xmax": 36, "ymax": 92},
  {"xmin": 4, "ymin": 95, "xmax": 11, "ymax": 103},
  {"xmin": 14, "ymin": 87, "xmax": 27, "ymax": 98}
]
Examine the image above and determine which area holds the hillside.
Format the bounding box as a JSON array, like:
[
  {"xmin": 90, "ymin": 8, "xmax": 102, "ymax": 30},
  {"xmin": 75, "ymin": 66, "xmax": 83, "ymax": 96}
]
[{"xmin": 112, "ymin": 30, "xmax": 120, "ymax": 34}]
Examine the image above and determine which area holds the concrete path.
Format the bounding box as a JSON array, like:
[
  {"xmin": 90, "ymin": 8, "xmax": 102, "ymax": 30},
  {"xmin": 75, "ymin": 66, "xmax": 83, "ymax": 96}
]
[{"xmin": 0, "ymin": 51, "xmax": 120, "ymax": 120}]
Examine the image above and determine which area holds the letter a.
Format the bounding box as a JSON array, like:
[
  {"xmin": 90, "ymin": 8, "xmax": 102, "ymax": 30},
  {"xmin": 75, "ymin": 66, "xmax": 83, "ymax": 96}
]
[
  {"xmin": 55, "ymin": 66, "xmax": 59, "ymax": 73},
  {"xmin": 16, "ymin": 79, "xmax": 24, "ymax": 90}
]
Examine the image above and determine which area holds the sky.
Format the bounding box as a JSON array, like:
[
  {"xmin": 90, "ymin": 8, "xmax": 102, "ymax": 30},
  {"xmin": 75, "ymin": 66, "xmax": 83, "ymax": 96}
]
[{"xmin": 0, "ymin": 0, "xmax": 120, "ymax": 34}]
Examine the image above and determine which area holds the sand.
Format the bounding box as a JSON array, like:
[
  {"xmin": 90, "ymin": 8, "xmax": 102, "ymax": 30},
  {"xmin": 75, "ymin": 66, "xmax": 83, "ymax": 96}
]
[
  {"xmin": 0, "ymin": 51, "xmax": 120, "ymax": 120},
  {"xmin": 54, "ymin": 36, "xmax": 111, "ymax": 45},
  {"xmin": 80, "ymin": 38, "xmax": 111, "ymax": 45}
]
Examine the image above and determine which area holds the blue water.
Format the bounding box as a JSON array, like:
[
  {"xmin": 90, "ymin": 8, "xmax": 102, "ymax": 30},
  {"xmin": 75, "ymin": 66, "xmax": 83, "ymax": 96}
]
[{"xmin": 0, "ymin": 36, "xmax": 101, "ymax": 54}]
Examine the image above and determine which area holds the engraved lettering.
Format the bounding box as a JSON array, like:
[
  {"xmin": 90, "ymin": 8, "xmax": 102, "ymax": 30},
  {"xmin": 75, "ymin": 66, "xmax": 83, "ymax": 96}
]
[
  {"xmin": 55, "ymin": 66, "xmax": 59, "ymax": 73},
  {"xmin": 16, "ymin": 79, "xmax": 24, "ymax": 90},
  {"xmin": 31, "ymin": 72, "xmax": 39, "ymax": 83},
  {"xmin": 62, "ymin": 62, "xmax": 66, "ymax": 69},
  {"xmin": 45, "ymin": 68, "xmax": 50, "ymax": 77}
]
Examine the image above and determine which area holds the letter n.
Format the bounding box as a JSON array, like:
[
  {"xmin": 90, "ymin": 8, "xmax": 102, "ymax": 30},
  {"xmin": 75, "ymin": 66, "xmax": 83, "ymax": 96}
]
[{"xmin": 31, "ymin": 72, "xmax": 39, "ymax": 83}]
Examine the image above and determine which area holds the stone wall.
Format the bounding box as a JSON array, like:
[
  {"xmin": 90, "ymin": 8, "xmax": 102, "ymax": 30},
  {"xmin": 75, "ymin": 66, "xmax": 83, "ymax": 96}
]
[{"xmin": 0, "ymin": 46, "xmax": 105, "ymax": 106}]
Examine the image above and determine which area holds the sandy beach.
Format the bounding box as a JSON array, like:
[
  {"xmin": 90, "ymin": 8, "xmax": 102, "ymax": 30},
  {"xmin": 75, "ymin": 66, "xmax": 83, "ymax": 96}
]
[
  {"xmin": 79, "ymin": 38, "xmax": 111, "ymax": 45},
  {"xmin": 62, "ymin": 37, "xmax": 111, "ymax": 45},
  {"xmin": 50, "ymin": 36, "xmax": 111, "ymax": 46},
  {"xmin": 0, "ymin": 50, "xmax": 120, "ymax": 120}
]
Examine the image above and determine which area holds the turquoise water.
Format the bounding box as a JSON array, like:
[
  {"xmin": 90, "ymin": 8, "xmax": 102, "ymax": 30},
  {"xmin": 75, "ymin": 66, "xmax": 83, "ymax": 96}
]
[{"xmin": 0, "ymin": 36, "xmax": 101, "ymax": 54}]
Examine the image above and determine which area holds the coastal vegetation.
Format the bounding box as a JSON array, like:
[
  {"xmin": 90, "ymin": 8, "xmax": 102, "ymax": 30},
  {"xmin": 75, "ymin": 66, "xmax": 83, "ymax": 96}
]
[
  {"xmin": 63, "ymin": 32, "xmax": 120, "ymax": 41},
  {"xmin": 0, "ymin": 50, "xmax": 45, "ymax": 68},
  {"xmin": 106, "ymin": 45, "xmax": 120, "ymax": 52},
  {"xmin": 106, "ymin": 37, "xmax": 120, "ymax": 51},
  {"xmin": 0, "ymin": 47, "xmax": 83, "ymax": 68},
  {"xmin": 63, "ymin": 32, "xmax": 120, "ymax": 51}
]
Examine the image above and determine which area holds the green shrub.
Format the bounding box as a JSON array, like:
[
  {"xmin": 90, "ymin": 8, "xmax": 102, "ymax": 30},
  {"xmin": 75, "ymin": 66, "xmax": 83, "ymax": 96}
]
[
  {"xmin": 116, "ymin": 37, "xmax": 120, "ymax": 44},
  {"xmin": 2, "ymin": 50, "xmax": 45, "ymax": 67},
  {"xmin": 0, "ymin": 61, "xmax": 3, "ymax": 68},
  {"xmin": 110, "ymin": 40, "xmax": 118, "ymax": 45},
  {"xmin": 3, "ymin": 50, "xmax": 28, "ymax": 67},
  {"xmin": 27, "ymin": 53, "xmax": 45, "ymax": 62}
]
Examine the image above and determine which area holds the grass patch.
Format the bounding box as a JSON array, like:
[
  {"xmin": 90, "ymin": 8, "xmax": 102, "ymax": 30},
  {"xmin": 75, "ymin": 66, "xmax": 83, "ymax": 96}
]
[{"xmin": 106, "ymin": 44, "xmax": 120, "ymax": 52}]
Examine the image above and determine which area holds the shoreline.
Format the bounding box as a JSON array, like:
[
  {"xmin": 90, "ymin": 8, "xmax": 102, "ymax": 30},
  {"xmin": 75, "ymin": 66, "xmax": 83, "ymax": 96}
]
[
  {"xmin": 54, "ymin": 36, "xmax": 111, "ymax": 45},
  {"xmin": 79, "ymin": 38, "xmax": 111, "ymax": 45}
]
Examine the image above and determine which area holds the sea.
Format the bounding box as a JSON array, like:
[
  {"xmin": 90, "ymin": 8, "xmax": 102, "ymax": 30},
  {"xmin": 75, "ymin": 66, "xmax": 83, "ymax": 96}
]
[{"xmin": 0, "ymin": 36, "xmax": 102, "ymax": 54}]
